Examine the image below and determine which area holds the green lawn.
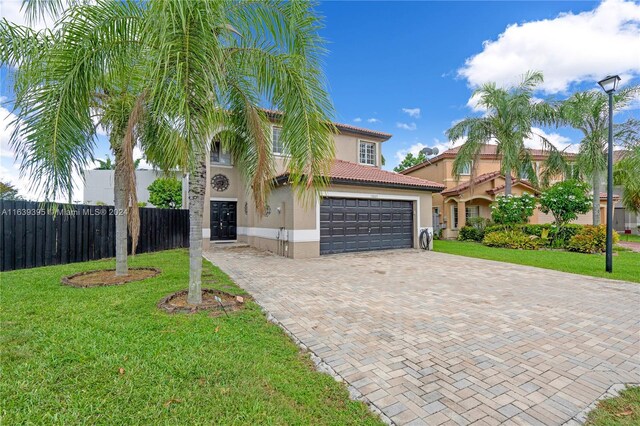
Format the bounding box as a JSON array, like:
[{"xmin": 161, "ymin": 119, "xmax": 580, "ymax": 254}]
[
  {"xmin": 0, "ymin": 250, "xmax": 382, "ymax": 425},
  {"xmin": 433, "ymin": 240, "xmax": 640, "ymax": 283},
  {"xmin": 586, "ymin": 386, "xmax": 640, "ymax": 425},
  {"xmin": 618, "ymin": 233, "xmax": 640, "ymax": 243}
]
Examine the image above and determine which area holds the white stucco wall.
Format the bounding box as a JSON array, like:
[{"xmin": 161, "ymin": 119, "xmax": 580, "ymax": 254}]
[{"xmin": 82, "ymin": 170, "xmax": 188, "ymax": 207}]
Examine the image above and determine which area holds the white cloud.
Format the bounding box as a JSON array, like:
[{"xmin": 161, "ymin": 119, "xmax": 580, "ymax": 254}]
[
  {"xmin": 353, "ymin": 117, "xmax": 362, "ymax": 123},
  {"xmin": 0, "ymin": 0, "xmax": 58, "ymax": 30},
  {"xmin": 367, "ymin": 118, "xmax": 380, "ymax": 123},
  {"xmin": 458, "ymin": 0, "xmax": 640, "ymax": 93},
  {"xmin": 132, "ymin": 146, "xmax": 153, "ymax": 170},
  {"xmin": 392, "ymin": 138, "xmax": 468, "ymax": 169},
  {"xmin": 466, "ymin": 93, "xmax": 486, "ymax": 113},
  {"xmin": 526, "ymin": 127, "xmax": 576, "ymax": 153},
  {"xmin": 402, "ymin": 108, "xmax": 421, "ymax": 118},
  {"xmin": 394, "ymin": 142, "xmax": 429, "ymax": 164},
  {"xmin": 396, "ymin": 122, "xmax": 417, "ymax": 131},
  {"xmin": 0, "ymin": 102, "xmax": 17, "ymax": 159}
]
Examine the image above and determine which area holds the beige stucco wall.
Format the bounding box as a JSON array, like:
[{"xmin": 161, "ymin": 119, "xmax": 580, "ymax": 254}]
[
  {"xmin": 228, "ymin": 182, "xmax": 435, "ymax": 258},
  {"xmin": 202, "ymin": 125, "xmax": 433, "ymax": 257}
]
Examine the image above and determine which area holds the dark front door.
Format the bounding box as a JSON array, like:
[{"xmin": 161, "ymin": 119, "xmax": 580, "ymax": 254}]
[
  {"xmin": 210, "ymin": 201, "xmax": 237, "ymax": 241},
  {"xmin": 320, "ymin": 197, "xmax": 413, "ymax": 255}
]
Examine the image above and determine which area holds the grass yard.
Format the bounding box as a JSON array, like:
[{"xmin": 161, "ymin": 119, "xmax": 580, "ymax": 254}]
[
  {"xmin": 586, "ymin": 386, "xmax": 640, "ymax": 425},
  {"xmin": 433, "ymin": 240, "xmax": 640, "ymax": 283},
  {"xmin": 618, "ymin": 233, "xmax": 640, "ymax": 243},
  {"xmin": 0, "ymin": 250, "xmax": 382, "ymax": 425}
]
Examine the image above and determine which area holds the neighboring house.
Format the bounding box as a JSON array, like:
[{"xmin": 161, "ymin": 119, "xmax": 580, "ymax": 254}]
[
  {"xmin": 401, "ymin": 145, "xmax": 618, "ymax": 239},
  {"xmin": 204, "ymin": 111, "xmax": 444, "ymax": 257},
  {"xmin": 83, "ymin": 170, "xmax": 188, "ymax": 208}
]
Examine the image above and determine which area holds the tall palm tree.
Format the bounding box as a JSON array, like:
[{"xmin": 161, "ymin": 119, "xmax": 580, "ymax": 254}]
[
  {"xmin": 557, "ymin": 89, "xmax": 639, "ymax": 225},
  {"xmin": 142, "ymin": 0, "xmax": 335, "ymax": 304},
  {"xmin": 4, "ymin": 0, "xmax": 335, "ymax": 305},
  {"xmin": 1, "ymin": 0, "xmax": 145, "ymax": 275},
  {"xmin": 446, "ymin": 71, "xmax": 558, "ymax": 194},
  {"xmin": 614, "ymin": 142, "xmax": 640, "ymax": 214}
]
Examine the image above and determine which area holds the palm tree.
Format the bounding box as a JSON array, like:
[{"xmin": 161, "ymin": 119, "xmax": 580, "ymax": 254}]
[
  {"xmin": 1, "ymin": 0, "xmax": 145, "ymax": 275},
  {"xmin": 95, "ymin": 157, "xmax": 115, "ymax": 170},
  {"xmin": 446, "ymin": 71, "xmax": 558, "ymax": 194},
  {"xmin": 141, "ymin": 0, "xmax": 335, "ymax": 304},
  {"xmin": 557, "ymin": 89, "xmax": 639, "ymax": 225},
  {"xmin": 5, "ymin": 0, "xmax": 335, "ymax": 305}
]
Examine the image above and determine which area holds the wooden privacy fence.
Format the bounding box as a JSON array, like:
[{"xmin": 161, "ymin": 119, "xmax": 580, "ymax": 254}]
[{"xmin": 0, "ymin": 200, "xmax": 189, "ymax": 272}]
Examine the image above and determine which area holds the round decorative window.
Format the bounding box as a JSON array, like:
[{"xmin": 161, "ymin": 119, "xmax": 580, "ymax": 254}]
[
  {"xmin": 211, "ymin": 174, "xmax": 229, "ymax": 192},
  {"xmin": 264, "ymin": 204, "xmax": 271, "ymax": 217}
]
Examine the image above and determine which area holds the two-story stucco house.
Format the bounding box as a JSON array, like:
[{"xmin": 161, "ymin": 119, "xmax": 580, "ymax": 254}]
[
  {"xmin": 401, "ymin": 145, "xmax": 617, "ymax": 239},
  {"xmin": 203, "ymin": 112, "xmax": 444, "ymax": 257}
]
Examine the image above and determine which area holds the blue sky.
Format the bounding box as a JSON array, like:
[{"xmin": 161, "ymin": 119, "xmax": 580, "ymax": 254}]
[
  {"xmin": 1, "ymin": 0, "xmax": 639, "ymax": 199},
  {"xmin": 315, "ymin": 0, "xmax": 640, "ymax": 169}
]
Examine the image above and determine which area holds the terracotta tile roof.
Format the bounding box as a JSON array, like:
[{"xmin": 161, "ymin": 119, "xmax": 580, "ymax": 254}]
[
  {"xmin": 440, "ymin": 171, "xmax": 502, "ymax": 196},
  {"xmin": 401, "ymin": 144, "xmax": 578, "ymax": 175},
  {"xmin": 599, "ymin": 192, "xmax": 620, "ymax": 200},
  {"xmin": 486, "ymin": 179, "xmax": 539, "ymax": 195},
  {"xmin": 263, "ymin": 109, "xmax": 392, "ymax": 141},
  {"xmin": 276, "ymin": 160, "xmax": 445, "ymax": 191}
]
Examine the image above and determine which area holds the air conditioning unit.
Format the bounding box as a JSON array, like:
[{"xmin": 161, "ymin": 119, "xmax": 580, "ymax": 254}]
[{"xmin": 418, "ymin": 227, "xmax": 434, "ymax": 250}]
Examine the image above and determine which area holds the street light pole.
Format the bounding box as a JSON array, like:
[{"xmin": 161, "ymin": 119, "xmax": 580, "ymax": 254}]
[
  {"xmin": 605, "ymin": 90, "xmax": 614, "ymax": 273},
  {"xmin": 597, "ymin": 75, "xmax": 620, "ymax": 273}
]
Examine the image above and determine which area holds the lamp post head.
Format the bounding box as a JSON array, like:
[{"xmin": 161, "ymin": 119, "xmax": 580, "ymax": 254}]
[{"xmin": 598, "ymin": 75, "xmax": 621, "ymax": 94}]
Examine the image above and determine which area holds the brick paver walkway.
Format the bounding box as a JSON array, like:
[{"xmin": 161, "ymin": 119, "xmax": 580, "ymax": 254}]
[{"xmin": 204, "ymin": 247, "xmax": 640, "ymax": 425}]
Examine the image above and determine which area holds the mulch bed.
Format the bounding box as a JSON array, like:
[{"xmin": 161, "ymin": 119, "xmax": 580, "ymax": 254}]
[
  {"xmin": 61, "ymin": 268, "xmax": 161, "ymax": 288},
  {"xmin": 157, "ymin": 288, "xmax": 250, "ymax": 315}
]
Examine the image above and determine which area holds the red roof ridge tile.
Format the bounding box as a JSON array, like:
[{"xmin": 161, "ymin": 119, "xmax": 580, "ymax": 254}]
[{"xmin": 276, "ymin": 159, "xmax": 445, "ymax": 191}]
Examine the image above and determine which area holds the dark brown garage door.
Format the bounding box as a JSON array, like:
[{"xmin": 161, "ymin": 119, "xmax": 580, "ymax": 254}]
[{"xmin": 320, "ymin": 197, "xmax": 413, "ymax": 255}]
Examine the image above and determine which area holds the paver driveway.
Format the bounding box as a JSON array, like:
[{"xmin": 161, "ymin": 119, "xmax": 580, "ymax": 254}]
[{"xmin": 205, "ymin": 247, "xmax": 640, "ymax": 425}]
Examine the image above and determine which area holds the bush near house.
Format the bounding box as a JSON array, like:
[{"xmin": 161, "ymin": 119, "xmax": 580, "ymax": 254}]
[
  {"xmin": 485, "ymin": 223, "xmax": 583, "ymax": 248},
  {"xmin": 458, "ymin": 217, "xmax": 492, "ymax": 242},
  {"xmin": 490, "ymin": 193, "xmax": 536, "ymax": 225},
  {"xmin": 538, "ymin": 180, "xmax": 592, "ymax": 231},
  {"xmin": 482, "ymin": 230, "xmax": 544, "ymax": 250},
  {"xmin": 458, "ymin": 226, "xmax": 485, "ymax": 242},
  {"xmin": 567, "ymin": 225, "xmax": 620, "ymax": 254}
]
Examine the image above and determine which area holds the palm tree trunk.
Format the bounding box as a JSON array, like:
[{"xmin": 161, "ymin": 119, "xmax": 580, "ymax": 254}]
[
  {"xmin": 187, "ymin": 155, "xmax": 206, "ymax": 305},
  {"xmin": 114, "ymin": 149, "xmax": 128, "ymax": 276},
  {"xmin": 505, "ymin": 172, "xmax": 512, "ymax": 196},
  {"xmin": 592, "ymin": 169, "xmax": 601, "ymax": 226}
]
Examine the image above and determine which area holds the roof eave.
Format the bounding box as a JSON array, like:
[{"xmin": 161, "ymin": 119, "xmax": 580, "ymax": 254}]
[{"xmin": 330, "ymin": 178, "xmax": 444, "ymax": 192}]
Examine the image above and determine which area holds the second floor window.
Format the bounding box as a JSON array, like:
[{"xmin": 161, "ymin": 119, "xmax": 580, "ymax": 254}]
[
  {"xmin": 272, "ymin": 126, "xmax": 287, "ymax": 155},
  {"xmin": 211, "ymin": 140, "xmax": 231, "ymax": 165},
  {"xmin": 460, "ymin": 162, "xmax": 471, "ymax": 175},
  {"xmin": 359, "ymin": 141, "xmax": 376, "ymax": 166}
]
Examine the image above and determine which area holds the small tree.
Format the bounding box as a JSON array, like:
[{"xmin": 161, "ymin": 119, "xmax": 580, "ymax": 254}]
[
  {"xmin": 0, "ymin": 180, "xmax": 21, "ymax": 200},
  {"xmin": 148, "ymin": 177, "xmax": 182, "ymax": 209},
  {"xmin": 539, "ymin": 180, "xmax": 591, "ymax": 232},
  {"xmin": 394, "ymin": 152, "xmax": 427, "ymax": 173},
  {"xmin": 490, "ymin": 193, "xmax": 536, "ymax": 225}
]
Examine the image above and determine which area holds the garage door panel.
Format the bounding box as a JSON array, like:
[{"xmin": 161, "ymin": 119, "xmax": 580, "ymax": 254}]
[{"xmin": 320, "ymin": 197, "xmax": 413, "ymax": 255}]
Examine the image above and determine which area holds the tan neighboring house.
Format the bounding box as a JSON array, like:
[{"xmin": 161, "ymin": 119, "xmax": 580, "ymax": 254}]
[
  {"xmin": 203, "ymin": 112, "xmax": 444, "ymax": 257},
  {"xmin": 401, "ymin": 145, "xmax": 617, "ymax": 239}
]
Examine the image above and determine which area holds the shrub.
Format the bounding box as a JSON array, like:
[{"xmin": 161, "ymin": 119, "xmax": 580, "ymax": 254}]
[
  {"xmin": 148, "ymin": 177, "xmax": 182, "ymax": 209},
  {"xmin": 538, "ymin": 180, "xmax": 591, "ymax": 230},
  {"xmin": 458, "ymin": 226, "xmax": 484, "ymax": 242},
  {"xmin": 484, "ymin": 223, "xmax": 583, "ymax": 247},
  {"xmin": 482, "ymin": 230, "xmax": 543, "ymax": 250},
  {"xmin": 490, "ymin": 193, "xmax": 536, "ymax": 225},
  {"xmin": 467, "ymin": 216, "xmax": 491, "ymax": 231},
  {"xmin": 567, "ymin": 225, "xmax": 620, "ymax": 253}
]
